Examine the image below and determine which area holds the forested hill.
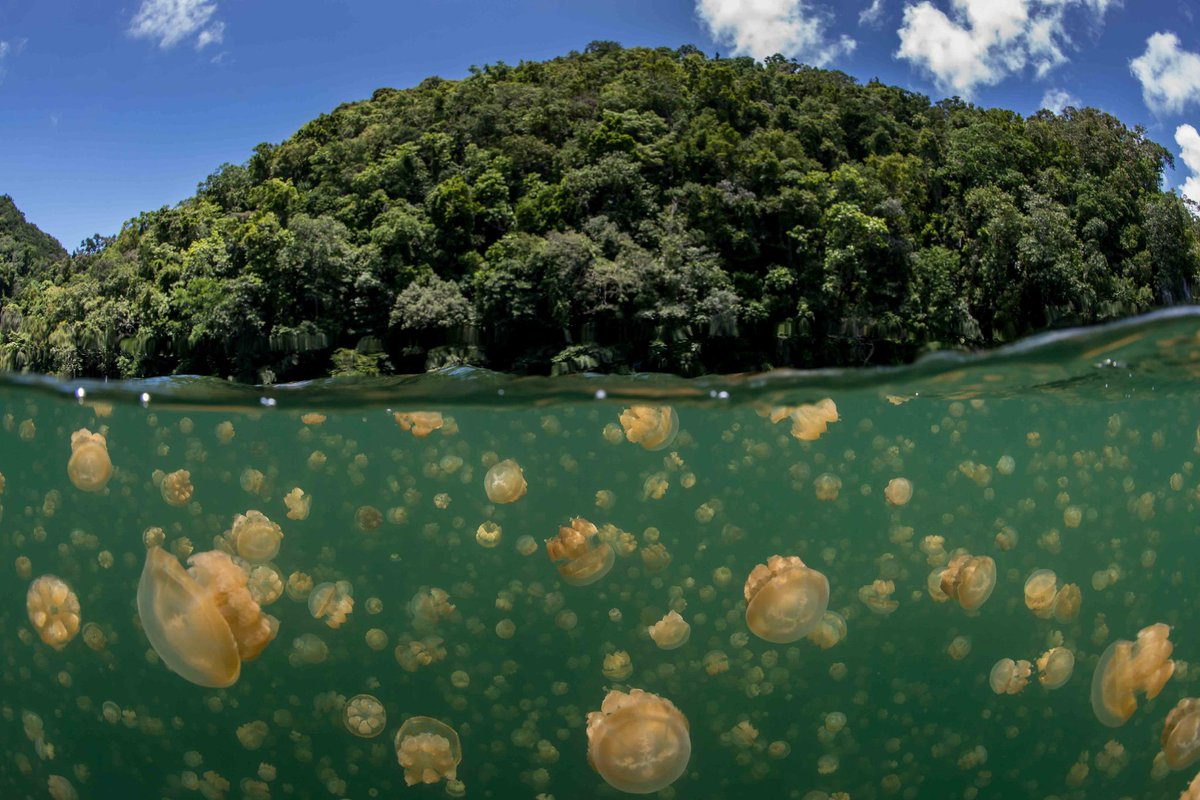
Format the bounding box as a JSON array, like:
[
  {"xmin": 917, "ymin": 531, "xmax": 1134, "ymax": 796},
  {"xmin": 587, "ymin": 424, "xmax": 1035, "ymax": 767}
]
[
  {"xmin": 0, "ymin": 195, "xmax": 67, "ymax": 298},
  {"xmin": 3, "ymin": 43, "xmax": 1199, "ymax": 382}
]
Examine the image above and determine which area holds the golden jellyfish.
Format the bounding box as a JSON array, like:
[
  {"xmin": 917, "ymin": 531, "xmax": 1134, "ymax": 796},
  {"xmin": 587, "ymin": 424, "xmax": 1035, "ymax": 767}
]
[
  {"xmin": 476, "ymin": 521, "xmax": 502, "ymax": 548},
  {"xmin": 1091, "ymin": 623, "xmax": 1175, "ymax": 727},
  {"xmin": 308, "ymin": 581, "xmax": 354, "ymax": 629},
  {"xmin": 947, "ymin": 635, "xmax": 972, "ymax": 660},
  {"xmin": 1162, "ymin": 698, "xmax": 1200, "ymax": 770},
  {"xmin": 343, "ymin": 694, "xmax": 387, "ymax": 739},
  {"xmin": 743, "ymin": 555, "xmax": 830, "ymax": 644},
  {"xmin": 137, "ymin": 547, "xmax": 279, "ymax": 688},
  {"xmin": 1037, "ymin": 647, "xmax": 1075, "ymax": 689},
  {"xmin": 989, "ymin": 658, "xmax": 1033, "ymax": 695},
  {"xmin": 648, "ymin": 611, "xmax": 691, "ymax": 650},
  {"xmin": 769, "ymin": 398, "xmax": 839, "ymax": 441},
  {"xmin": 813, "ymin": 473, "xmax": 842, "ymax": 501},
  {"xmin": 225, "ymin": 511, "xmax": 284, "ymax": 564},
  {"xmin": 1053, "ymin": 583, "xmax": 1082, "ymax": 622},
  {"xmin": 394, "ymin": 411, "xmax": 444, "ymax": 438},
  {"xmin": 283, "ymin": 487, "xmax": 311, "ymax": 521},
  {"xmin": 939, "ymin": 554, "xmax": 996, "ymax": 611},
  {"xmin": 618, "ymin": 405, "xmax": 679, "ymax": 451},
  {"xmin": 67, "ymin": 428, "xmax": 112, "ymax": 492},
  {"xmin": 394, "ymin": 717, "xmax": 462, "ymax": 786},
  {"xmin": 1023, "ymin": 569, "xmax": 1058, "ymax": 618},
  {"xmin": 484, "ymin": 459, "xmax": 527, "ymax": 504},
  {"xmin": 858, "ymin": 579, "xmax": 899, "ymax": 615},
  {"xmin": 806, "ymin": 611, "xmax": 847, "ymax": 650},
  {"xmin": 161, "ymin": 469, "xmax": 194, "ymax": 507},
  {"xmin": 409, "ymin": 586, "xmax": 456, "ymax": 631},
  {"xmin": 586, "ymin": 688, "xmax": 690, "ymax": 794},
  {"xmin": 884, "ymin": 477, "xmax": 913, "ymax": 506},
  {"xmin": 546, "ymin": 517, "xmax": 614, "ymax": 587},
  {"xmin": 603, "ymin": 651, "xmax": 634, "ymax": 681},
  {"xmin": 26, "ymin": 575, "xmax": 81, "ymax": 650},
  {"xmin": 1184, "ymin": 771, "xmax": 1200, "ymax": 800}
]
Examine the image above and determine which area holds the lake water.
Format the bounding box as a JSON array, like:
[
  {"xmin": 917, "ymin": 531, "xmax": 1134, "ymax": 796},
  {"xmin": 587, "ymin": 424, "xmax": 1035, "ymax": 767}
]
[{"xmin": 3, "ymin": 308, "xmax": 1200, "ymax": 800}]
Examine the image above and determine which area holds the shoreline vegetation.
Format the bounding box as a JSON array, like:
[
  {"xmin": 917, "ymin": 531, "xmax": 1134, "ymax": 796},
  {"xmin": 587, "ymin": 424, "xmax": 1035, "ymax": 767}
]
[{"xmin": 2, "ymin": 42, "xmax": 1198, "ymax": 383}]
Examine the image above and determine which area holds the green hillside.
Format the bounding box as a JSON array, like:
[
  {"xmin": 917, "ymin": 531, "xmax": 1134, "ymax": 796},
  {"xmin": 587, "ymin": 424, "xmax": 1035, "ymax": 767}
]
[
  {"xmin": 3, "ymin": 42, "xmax": 1198, "ymax": 381},
  {"xmin": 0, "ymin": 195, "xmax": 67, "ymax": 298}
]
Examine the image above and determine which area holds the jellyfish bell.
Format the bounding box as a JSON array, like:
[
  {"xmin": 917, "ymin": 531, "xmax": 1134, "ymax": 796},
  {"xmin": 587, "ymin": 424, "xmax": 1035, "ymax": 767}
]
[
  {"xmin": 67, "ymin": 428, "xmax": 112, "ymax": 492},
  {"xmin": 484, "ymin": 459, "xmax": 527, "ymax": 504},
  {"xmin": 394, "ymin": 717, "xmax": 462, "ymax": 786},
  {"xmin": 309, "ymin": 581, "xmax": 354, "ymax": 629},
  {"xmin": 940, "ymin": 554, "xmax": 996, "ymax": 611},
  {"xmin": 618, "ymin": 406, "xmax": 679, "ymax": 451},
  {"xmin": 1024, "ymin": 569, "xmax": 1059, "ymax": 618},
  {"xmin": 744, "ymin": 555, "xmax": 830, "ymax": 644},
  {"xmin": 586, "ymin": 688, "xmax": 690, "ymax": 794},
  {"xmin": 344, "ymin": 694, "xmax": 387, "ymax": 739},
  {"xmin": 546, "ymin": 518, "xmax": 614, "ymax": 587},
  {"xmin": 989, "ymin": 658, "xmax": 1032, "ymax": 695},
  {"xmin": 225, "ymin": 511, "xmax": 284, "ymax": 563},
  {"xmin": 26, "ymin": 575, "xmax": 81, "ymax": 650},
  {"xmin": 137, "ymin": 546, "xmax": 279, "ymax": 688},
  {"xmin": 1163, "ymin": 699, "xmax": 1200, "ymax": 770},
  {"xmin": 648, "ymin": 611, "xmax": 691, "ymax": 650},
  {"xmin": 1091, "ymin": 623, "xmax": 1175, "ymax": 727},
  {"xmin": 884, "ymin": 478, "xmax": 913, "ymax": 506},
  {"xmin": 1037, "ymin": 647, "xmax": 1076, "ymax": 690}
]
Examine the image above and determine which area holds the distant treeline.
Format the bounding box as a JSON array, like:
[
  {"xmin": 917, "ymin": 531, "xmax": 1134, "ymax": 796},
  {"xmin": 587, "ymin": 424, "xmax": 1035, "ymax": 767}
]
[{"xmin": 2, "ymin": 42, "xmax": 1199, "ymax": 381}]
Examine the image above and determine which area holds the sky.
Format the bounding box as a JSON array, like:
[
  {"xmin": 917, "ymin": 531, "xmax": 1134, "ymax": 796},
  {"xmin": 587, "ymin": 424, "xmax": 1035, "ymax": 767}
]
[{"xmin": 0, "ymin": 0, "xmax": 1198, "ymax": 250}]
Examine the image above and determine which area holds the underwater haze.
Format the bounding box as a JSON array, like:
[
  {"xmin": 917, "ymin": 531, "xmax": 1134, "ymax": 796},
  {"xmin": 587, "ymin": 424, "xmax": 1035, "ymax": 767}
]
[{"xmin": 3, "ymin": 308, "xmax": 1200, "ymax": 800}]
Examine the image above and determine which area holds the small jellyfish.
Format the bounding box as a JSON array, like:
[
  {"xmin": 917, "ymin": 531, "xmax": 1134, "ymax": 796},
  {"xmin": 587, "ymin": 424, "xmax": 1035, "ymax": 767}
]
[
  {"xmin": 288, "ymin": 633, "xmax": 328, "ymax": 666},
  {"xmin": 309, "ymin": 581, "xmax": 354, "ymax": 629},
  {"xmin": 806, "ymin": 611, "xmax": 847, "ymax": 650},
  {"xmin": 344, "ymin": 694, "xmax": 387, "ymax": 739},
  {"xmin": 546, "ymin": 518, "xmax": 615, "ymax": 587},
  {"xmin": 587, "ymin": 688, "xmax": 690, "ymax": 794},
  {"xmin": 1053, "ymin": 583, "xmax": 1082, "ymax": 622},
  {"xmin": 394, "ymin": 717, "xmax": 462, "ymax": 786},
  {"xmin": 1037, "ymin": 647, "xmax": 1075, "ymax": 690},
  {"xmin": 947, "ymin": 635, "xmax": 972, "ymax": 661},
  {"xmin": 884, "ymin": 478, "xmax": 912, "ymax": 506},
  {"xmin": 939, "ymin": 553, "xmax": 996, "ymax": 611},
  {"xmin": 813, "ymin": 473, "xmax": 842, "ymax": 501},
  {"xmin": 355, "ymin": 505, "xmax": 383, "ymax": 532},
  {"xmin": 1091, "ymin": 623, "xmax": 1175, "ymax": 727},
  {"xmin": 1162, "ymin": 698, "xmax": 1200, "ymax": 770},
  {"xmin": 409, "ymin": 587, "xmax": 456, "ymax": 631},
  {"xmin": 858, "ymin": 579, "xmax": 899, "ymax": 615},
  {"xmin": 1023, "ymin": 569, "xmax": 1059, "ymax": 618},
  {"xmin": 648, "ymin": 611, "xmax": 691, "ymax": 650},
  {"xmin": 67, "ymin": 428, "xmax": 112, "ymax": 492},
  {"xmin": 160, "ymin": 469, "xmax": 194, "ymax": 507},
  {"xmin": 989, "ymin": 658, "xmax": 1033, "ymax": 695},
  {"xmin": 603, "ymin": 651, "xmax": 633, "ymax": 681},
  {"xmin": 476, "ymin": 521, "xmax": 502, "ymax": 549},
  {"xmin": 770, "ymin": 398, "xmax": 839, "ymax": 441},
  {"xmin": 225, "ymin": 511, "xmax": 284, "ymax": 563},
  {"xmin": 26, "ymin": 575, "xmax": 81, "ymax": 650},
  {"xmin": 284, "ymin": 488, "xmax": 311, "ymax": 521},
  {"xmin": 484, "ymin": 459, "xmax": 527, "ymax": 504},
  {"xmin": 394, "ymin": 411, "xmax": 445, "ymax": 438},
  {"xmin": 744, "ymin": 555, "xmax": 830, "ymax": 643},
  {"xmin": 618, "ymin": 406, "xmax": 679, "ymax": 451}
]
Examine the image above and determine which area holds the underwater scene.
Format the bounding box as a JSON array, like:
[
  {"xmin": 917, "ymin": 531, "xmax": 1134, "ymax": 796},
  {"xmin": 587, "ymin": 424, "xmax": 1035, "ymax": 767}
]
[{"xmin": 6, "ymin": 309, "xmax": 1200, "ymax": 800}]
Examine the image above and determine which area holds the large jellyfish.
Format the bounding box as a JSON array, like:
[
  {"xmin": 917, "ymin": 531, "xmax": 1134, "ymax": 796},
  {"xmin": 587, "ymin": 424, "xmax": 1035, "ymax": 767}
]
[
  {"xmin": 618, "ymin": 406, "xmax": 679, "ymax": 451},
  {"xmin": 1091, "ymin": 623, "xmax": 1175, "ymax": 727},
  {"xmin": 586, "ymin": 688, "xmax": 690, "ymax": 794},
  {"xmin": 546, "ymin": 517, "xmax": 615, "ymax": 586},
  {"xmin": 67, "ymin": 428, "xmax": 112, "ymax": 492},
  {"xmin": 26, "ymin": 575, "xmax": 81, "ymax": 650},
  {"xmin": 939, "ymin": 554, "xmax": 996, "ymax": 611},
  {"xmin": 1163, "ymin": 699, "xmax": 1200, "ymax": 770},
  {"xmin": 137, "ymin": 546, "xmax": 279, "ymax": 687},
  {"xmin": 484, "ymin": 459, "xmax": 527, "ymax": 504},
  {"xmin": 395, "ymin": 717, "xmax": 462, "ymax": 786},
  {"xmin": 744, "ymin": 555, "xmax": 830, "ymax": 643}
]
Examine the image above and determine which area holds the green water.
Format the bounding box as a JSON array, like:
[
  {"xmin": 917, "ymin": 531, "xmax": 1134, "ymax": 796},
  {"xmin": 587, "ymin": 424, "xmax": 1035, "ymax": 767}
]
[{"xmin": 3, "ymin": 309, "xmax": 1200, "ymax": 800}]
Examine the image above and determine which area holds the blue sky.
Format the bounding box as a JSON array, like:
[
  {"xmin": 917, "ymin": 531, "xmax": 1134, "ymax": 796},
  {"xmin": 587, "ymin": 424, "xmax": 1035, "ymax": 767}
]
[{"xmin": 1, "ymin": 0, "xmax": 1197, "ymax": 250}]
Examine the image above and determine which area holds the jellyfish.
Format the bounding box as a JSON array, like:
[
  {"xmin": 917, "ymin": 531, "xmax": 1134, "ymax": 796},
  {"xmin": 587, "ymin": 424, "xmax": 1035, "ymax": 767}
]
[
  {"xmin": 618, "ymin": 406, "xmax": 679, "ymax": 451},
  {"xmin": 768, "ymin": 398, "xmax": 839, "ymax": 441},
  {"xmin": 1163, "ymin": 699, "xmax": 1200, "ymax": 770},
  {"xmin": 484, "ymin": 459, "xmax": 527, "ymax": 504},
  {"xmin": 1023, "ymin": 569, "xmax": 1058, "ymax": 618},
  {"xmin": 394, "ymin": 717, "xmax": 462, "ymax": 786},
  {"xmin": 813, "ymin": 473, "xmax": 842, "ymax": 501},
  {"xmin": 284, "ymin": 488, "xmax": 311, "ymax": 521},
  {"xmin": 67, "ymin": 428, "xmax": 112, "ymax": 492},
  {"xmin": 344, "ymin": 694, "xmax": 387, "ymax": 739},
  {"xmin": 394, "ymin": 411, "xmax": 445, "ymax": 438},
  {"xmin": 989, "ymin": 658, "xmax": 1032, "ymax": 695},
  {"xmin": 603, "ymin": 651, "xmax": 633, "ymax": 681},
  {"xmin": 806, "ymin": 611, "xmax": 848, "ymax": 650},
  {"xmin": 476, "ymin": 521, "xmax": 502, "ymax": 549},
  {"xmin": 161, "ymin": 469, "xmax": 194, "ymax": 507},
  {"xmin": 743, "ymin": 555, "xmax": 830, "ymax": 644},
  {"xmin": 1037, "ymin": 647, "xmax": 1075, "ymax": 690},
  {"xmin": 247, "ymin": 565, "xmax": 284, "ymax": 606},
  {"xmin": 408, "ymin": 587, "xmax": 456, "ymax": 631},
  {"xmin": 288, "ymin": 633, "xmax": 328, "ymax": 667},
  {"xmin": 224, "ymin": 511, "xmax": 284, "ymax": 564},
  {"xmin": 884, "ymin": 478, "xmax": 912, "ymax": 506},
  {"xmin": 26, "ymin": 575, "xmax": 81, "ymax": 650},
  {"xmin": 586, "ymin": 688, "xmax": 690, "ymax": 794},
  {"xmin": 858, "ymin": 579, "xmax": 899, "ymax": 615},
  {"xmin": 1091, "ymin": 623, "xmax": 1175, "ymax": 727},
  {"xmin": 939, "ymin": 554, "xmax": 996, "ymax": 611},
  {"xmin": 137, "ymin": 547, "xmax": 279, "ymax": 688},
  {"xmin": 308, "ymin": 581, "xmax": 354, "ymax": 629},
  {"xmin": 546, "ymin": 518, "xmax": 615, "ymax": 587},
  {"xmin": 1053, "ymin": 583, "xmax": 1082, "ymax": 622},
  {"xmin": 648, "ymin": 611, "xmax": 691, "ymax": 650}
]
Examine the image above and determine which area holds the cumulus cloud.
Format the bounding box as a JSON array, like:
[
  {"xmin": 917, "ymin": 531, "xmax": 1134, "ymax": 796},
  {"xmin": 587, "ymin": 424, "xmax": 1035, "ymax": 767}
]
[
  {"xmin": 1130, "ymin": 32, "xmax": 1200, "ymax": 115},
  {"xmin": 1040, "ymin": 87, "xmax": 1080, "ymax": 113},
  {"xmin": 696, "ymin": 0, "xmax": 856, "ymax": 66},
  {"xmin": 1177, "ymin": 124, "xmax": 1200, "ymax": 209},
  {"xmin": 896, "ymin": 0, "xmax": 1113, "ymax": 98},
  {"xmin": 129, "ymin": 0, "xmax": 225, "ymax": 50}
]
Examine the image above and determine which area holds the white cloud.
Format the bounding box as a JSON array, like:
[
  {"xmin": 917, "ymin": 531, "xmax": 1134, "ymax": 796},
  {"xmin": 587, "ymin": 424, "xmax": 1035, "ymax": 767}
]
[
  {"xmin": 1177, "ymin": 124, "xmax": 1200, "ymax": 208},
  {"xmin": 860, "ymin": 0, "xmax": 886, "ymax": 26},
  {"xmin": 1130, "ymin": 32, "xmax": 1200, "ymax": 115},
  {"xmin": 696, "ymin": 0, "xmax": 856, "ymax": 66},
  {"xmin": 129, "ymin": 0, "xmax": 225, "ymax": 50},
  {"xmin": 896, "ymin": 0, "xmax": 1114, "ymax": 98},
  {"xmin": 1040, "ymin": 87, "xmax": 1080, "ymax": 113}
]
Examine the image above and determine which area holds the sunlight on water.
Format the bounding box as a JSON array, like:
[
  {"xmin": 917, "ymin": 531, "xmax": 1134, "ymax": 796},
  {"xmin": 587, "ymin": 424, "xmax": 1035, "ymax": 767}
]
[{"xmin": 3, "ymin": 308, "xmax": 1200, "ymax": 799}]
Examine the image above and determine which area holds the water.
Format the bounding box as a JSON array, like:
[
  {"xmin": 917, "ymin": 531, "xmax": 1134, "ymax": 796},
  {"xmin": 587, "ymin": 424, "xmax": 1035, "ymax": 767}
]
[{"xmin": 3, "ymin": 308, "xmax": 1200, "ymax": 800}]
